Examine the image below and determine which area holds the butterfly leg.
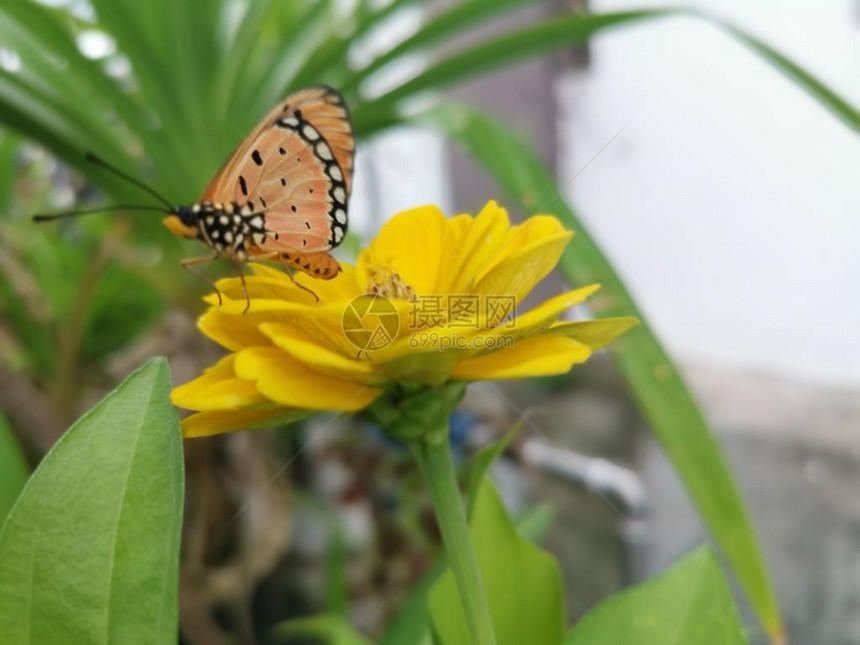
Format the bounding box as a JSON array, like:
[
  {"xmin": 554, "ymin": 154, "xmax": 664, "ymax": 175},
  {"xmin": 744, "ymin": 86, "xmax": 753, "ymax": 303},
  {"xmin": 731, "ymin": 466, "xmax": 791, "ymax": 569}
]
[
  {"xmin": 180, "ymin": 253, "xmax": 223, "ymax": 305},
  {"xmin": 231, "ymin": 259, "xmax": 251, "ymax": 314},
  {"xmin": 277, "ymin": 255, "xmax": 320, "ymax": 302}
]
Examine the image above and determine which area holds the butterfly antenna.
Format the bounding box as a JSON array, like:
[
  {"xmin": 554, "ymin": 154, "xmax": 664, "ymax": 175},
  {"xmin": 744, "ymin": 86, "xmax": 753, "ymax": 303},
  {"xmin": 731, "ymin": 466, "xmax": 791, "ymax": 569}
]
[
  {"xmin": 85, "ymin": 153, "xmax": 174, "ymax": 211},
  {"xmin": 33, "ymin": 204, "xmax": 168, "ymax": 222}
]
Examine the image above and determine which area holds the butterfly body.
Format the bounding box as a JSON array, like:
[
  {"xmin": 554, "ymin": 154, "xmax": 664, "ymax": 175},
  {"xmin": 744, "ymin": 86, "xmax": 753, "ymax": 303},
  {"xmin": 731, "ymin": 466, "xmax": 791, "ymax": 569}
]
[
  {"xmin": 164, "ymin": 201, "xmax": 269, "ymax": 260},
  {"xmin": 180, "ymin": 86, "xmax": 353, "ymax": 282},
  {"xmin": 35, "ymin": 86, "xmax": 353, "ymax": 306}
]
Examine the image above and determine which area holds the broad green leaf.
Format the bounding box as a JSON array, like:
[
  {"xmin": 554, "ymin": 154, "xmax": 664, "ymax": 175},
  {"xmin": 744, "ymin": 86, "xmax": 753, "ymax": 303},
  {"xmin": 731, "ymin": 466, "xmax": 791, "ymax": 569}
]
[
  {"xmin": 0, "ymin": 358, "xmax": 183, "ymax": 644},
  {"xmin": 429, "ymin": 478, "xmax": 565, "ymax": 645},
  {"xmin": 272, "ymin": 614, "xmax": 373, "ymax": 645},
  {"xmin": 565, "ymin": 547, "xmax": 747, "ymax": 644},
  {"xmin": 0, "ymin": 415, "xmax": 28, "ymax": 525},
  {"xmin": 427, "ymin": 103, "xmax": 783, "ymax": 642}
]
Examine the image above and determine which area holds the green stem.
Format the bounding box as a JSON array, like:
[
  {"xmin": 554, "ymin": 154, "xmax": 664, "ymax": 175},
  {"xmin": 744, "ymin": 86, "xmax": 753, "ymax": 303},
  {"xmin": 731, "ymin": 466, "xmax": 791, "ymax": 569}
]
[{"xmin": 411, "ymin": 427, "xmax": 496, "ymax": 645}]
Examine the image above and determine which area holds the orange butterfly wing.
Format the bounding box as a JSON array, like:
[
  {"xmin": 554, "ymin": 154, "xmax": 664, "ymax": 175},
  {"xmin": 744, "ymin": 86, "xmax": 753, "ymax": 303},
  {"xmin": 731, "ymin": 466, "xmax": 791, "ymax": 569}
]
[{"xmin": 203, "ymin": 86, "xmax": 354, "ymax": 256}]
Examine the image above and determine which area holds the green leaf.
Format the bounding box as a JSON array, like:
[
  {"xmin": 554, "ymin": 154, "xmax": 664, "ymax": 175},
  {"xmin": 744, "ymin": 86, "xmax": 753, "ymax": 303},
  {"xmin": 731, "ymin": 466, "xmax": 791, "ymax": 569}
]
[
  {"xmin": 272, "ymin": 614, "xmax": 373, "ymax": 645},
  {"xmin": 0, "ymin": 415, "xmax": 28, "ymax": 525},
  {"xmin": 427, "ymin": 103, "xmax": 783, "ymax": 642},
  {"xmin": 355, "ymin": 9, "xmax": 858, "ymax": 134},
  {"xmin": 342, "ymin": 0, "xmax": 538, "ymax": 93},
  {"xmin": 379, "ymin": 559, "xmax": 442, "ymax": 645},
  {"xmin": 0, "ymin": 358, "xmax": 184, "ymax": 644},
  {"xmin": 707, "ymin": 15, "xmax": 860, "ymax": 132},
  {"xmin": 429, "ymin": 477, "xmax": 565, "ymax": 645},
  {"xmin": 465, "ymin": 422, "xmax": 521, "ymax": 515},
  {"xmin": 565, "ymin": 547, "xmax": 747, "ymax": 644}
]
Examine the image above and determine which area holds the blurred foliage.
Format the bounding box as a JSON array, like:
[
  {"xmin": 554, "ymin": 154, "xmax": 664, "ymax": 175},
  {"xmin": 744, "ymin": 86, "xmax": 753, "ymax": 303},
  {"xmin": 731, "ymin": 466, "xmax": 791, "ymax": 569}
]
[
  {"xmin": 0, "ymin": 0, "xmax": 857, "ymax": 640},
  {"xmin": 0, "ymin": 414, "xmax": 29, "ymax": 523}
]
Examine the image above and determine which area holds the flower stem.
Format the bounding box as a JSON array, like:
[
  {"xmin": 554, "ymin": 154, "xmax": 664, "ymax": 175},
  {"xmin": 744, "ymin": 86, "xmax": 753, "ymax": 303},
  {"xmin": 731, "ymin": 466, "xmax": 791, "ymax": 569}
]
[{"xmin": 411, "ymin": 427, "xmax": 497, "ymax": 645}]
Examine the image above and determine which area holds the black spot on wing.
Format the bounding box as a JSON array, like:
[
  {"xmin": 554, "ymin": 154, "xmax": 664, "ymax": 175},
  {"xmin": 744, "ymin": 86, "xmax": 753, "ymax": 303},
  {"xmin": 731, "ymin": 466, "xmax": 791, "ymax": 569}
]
[
  {"xmin": 251, "ymin": 150, "xmax": 263, "ymax": 166},
  {"xmin": 239, "ymin": 175, "xmax": 248, "ymax": 196}
]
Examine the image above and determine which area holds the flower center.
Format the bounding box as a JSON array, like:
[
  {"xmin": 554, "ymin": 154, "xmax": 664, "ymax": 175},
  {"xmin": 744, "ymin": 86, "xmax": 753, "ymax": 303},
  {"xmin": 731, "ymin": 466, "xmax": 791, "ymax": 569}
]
[{"xmin": 367, "ymin": 268, "xmax": 415, "ymax": 300}]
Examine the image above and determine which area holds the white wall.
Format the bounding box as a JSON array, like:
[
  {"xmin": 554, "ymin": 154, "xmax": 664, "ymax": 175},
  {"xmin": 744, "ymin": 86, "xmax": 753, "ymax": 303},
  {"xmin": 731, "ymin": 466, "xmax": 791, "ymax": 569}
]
[{"xmin": 558, "ymin": 0, "xmax": 860, "ymax": 386}]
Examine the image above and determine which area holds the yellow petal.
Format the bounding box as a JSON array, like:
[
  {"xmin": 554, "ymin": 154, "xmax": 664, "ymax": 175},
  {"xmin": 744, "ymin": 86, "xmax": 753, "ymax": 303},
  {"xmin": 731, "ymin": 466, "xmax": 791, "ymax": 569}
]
[
  {"xmin": 442, "ymin": 200, "xmax": 511, "ymax": 293},
  {"xmin": 260, "ymin": 322, "xmax": 377, "ymax": 381},
  {"xmin": 367, "ymin": 285, "xmax": 598, "ymax": 366},
  {"xmin": 212, "ymin": 274, "xmax": 314, "ymax": 306},
  {"xmin": 472, "ymin": 215, "xmax": 573, "ymax": 306},
  {"xmin": 197, "ymin": 305, "xmax": 273, "ymax": 350},
  {"xmin": 451, "ymin": 334, "xmax": 591, "ymax": 380},
  {"xmin": 549, "ymin": 316, "xmax": 639, "ymax": 350},
  {"xmin": 429, "ymin": 213, "xmax": 473, "ymax": 294},
  {"xmin": 472, "ymin": 284, "xmax": 601, "ymax": 344},
  {"xmin": 234, "ymin": 346, "xmax": 382, "ymax": 411},
  {"xmin": 171, "ymin": 355, "xmax": 268, "ymax": 410},
  {"xmin": 360, "ymin": 205, "xmax": 447, "ymax": 295},
  {"xmin": 246, "ymin": 262, "xmax": 362, "ymax": 304},
  {"xmin": 182, "ymin": 408, "xmax": 310, "ymax": 438}
]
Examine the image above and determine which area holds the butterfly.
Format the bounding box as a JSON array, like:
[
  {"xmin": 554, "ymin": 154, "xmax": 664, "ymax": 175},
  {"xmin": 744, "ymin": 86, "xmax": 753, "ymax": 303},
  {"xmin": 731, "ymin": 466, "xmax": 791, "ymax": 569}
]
[{"xmin": 35, "ymin": 85, "xmax": 355, "ymax": 311}]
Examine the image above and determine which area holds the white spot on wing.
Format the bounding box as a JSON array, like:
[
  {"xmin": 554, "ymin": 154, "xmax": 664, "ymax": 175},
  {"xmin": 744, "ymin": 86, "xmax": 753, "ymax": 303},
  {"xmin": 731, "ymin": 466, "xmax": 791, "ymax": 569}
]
[
  {"xmin": 333, "ymin": 186, "xmax": 346, "ymax": 203},
  {"xmin": 334, "ymin": 208, "xmax": 346, "ymax": 224},
  {"xmin": 316, "ymin": 142, "xmax": 332, "ymax": 160},
  {"xmin": 303, "ymin": 125, "xmax": 319, "ymax": 140},
  {"xmin": 329, "ymin": 165, "xmax": 342, "ymax": 181},
  {"xmin": 224, "ymin": 231, "xmax": 233, "ymax": 243},
  {"xmin": 333, "ymin": 228, "xmax": 344, "ymax": 243}
]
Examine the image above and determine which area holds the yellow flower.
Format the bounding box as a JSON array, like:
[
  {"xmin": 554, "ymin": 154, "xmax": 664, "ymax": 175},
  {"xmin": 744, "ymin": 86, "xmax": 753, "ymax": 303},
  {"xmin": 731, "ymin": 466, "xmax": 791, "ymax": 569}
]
[{"xmin": 171, "ymin": 201, "xmax": 637, "ymax": 438}]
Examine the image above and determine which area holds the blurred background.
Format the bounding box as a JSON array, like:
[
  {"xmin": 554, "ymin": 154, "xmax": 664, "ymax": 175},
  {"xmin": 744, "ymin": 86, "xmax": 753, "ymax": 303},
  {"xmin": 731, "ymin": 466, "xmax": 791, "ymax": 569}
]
[{"xmin": 0, "ymin": 0, "xmax": 857, "ymax": 643}]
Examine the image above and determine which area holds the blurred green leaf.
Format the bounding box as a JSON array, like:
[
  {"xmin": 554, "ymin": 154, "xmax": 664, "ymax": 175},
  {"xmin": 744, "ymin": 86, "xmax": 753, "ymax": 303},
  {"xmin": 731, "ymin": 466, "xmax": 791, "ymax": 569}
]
[
  {"xmin": 514, "ymin": 502, "xmax": 556, "ymax": 544},
  {"xmin": 324, "ymin": 525, "xmax": 348, "ymax": 616},
  {"xmin": 273, "ymin": 614, "xmax": 373, "ymax": 645},
  {"xmin": 0, "ymin": 130, "xmax": 20, "ymax": 209},
  {"xmin": 355, "ymin": 9, "xmax": 858, "ymax": 134},
  {"xmin": 380, "ymin": 560, "xmax": 441, "ymax": 645},
  {"xmin": 356, "ymin": 10, "xmax": 669, "ymax": 120},
  {"xmin": 427, "ymin": 102, "xmax": 783, "ymax": 641},
  {"xmin": 429, "ymin": 477, "xmax": 565, "ymax": 645},
  {"xmin": 0, "ymin": 358, "xmax": 183, "ymax": 643},
  {"xmin": 341, "ymin": 0, "xmax": 539, "ymax": 94},
  {"xmin": 82, "ymin": 262, "xmax": 166, "ymax": 361},
  {"xmin": 565, "ymin": 547, "xmax": 747, "ymax": 644},
  {"xmin": 0, "ymin": 415, "xmax": 28, "ymax": 525},
  {"xmin": 465, "ymin": 422, "xmax": 520, "ymax": 515},
  {"xmin": 708, "ymin": 15, "xmax": 860, "ymax": 132}
]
